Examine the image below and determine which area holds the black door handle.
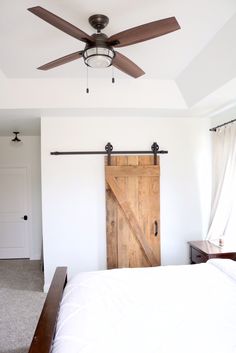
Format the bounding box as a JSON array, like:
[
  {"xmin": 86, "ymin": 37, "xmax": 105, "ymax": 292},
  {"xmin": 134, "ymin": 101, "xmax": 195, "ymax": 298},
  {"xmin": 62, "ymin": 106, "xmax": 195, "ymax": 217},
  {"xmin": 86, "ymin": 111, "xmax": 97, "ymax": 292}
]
[
  {"xmin": 154, "ymin": 221, "xmax": 158, "ymax": 236},
  {"xmin": 22, "ymin": 215, "xmax": 28, "ymax": 220}
]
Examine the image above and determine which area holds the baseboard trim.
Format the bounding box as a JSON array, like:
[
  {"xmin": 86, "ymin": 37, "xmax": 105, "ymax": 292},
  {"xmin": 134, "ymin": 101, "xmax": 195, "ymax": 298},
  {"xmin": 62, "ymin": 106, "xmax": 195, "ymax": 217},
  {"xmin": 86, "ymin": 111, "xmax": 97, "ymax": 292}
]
[
  {"xmin": 43, "ymin": 283, "xmax": 50, "ymax": 293},
  {"xmin": 30, "ymin": 253, "xmax": 41, "ymax": 260}
]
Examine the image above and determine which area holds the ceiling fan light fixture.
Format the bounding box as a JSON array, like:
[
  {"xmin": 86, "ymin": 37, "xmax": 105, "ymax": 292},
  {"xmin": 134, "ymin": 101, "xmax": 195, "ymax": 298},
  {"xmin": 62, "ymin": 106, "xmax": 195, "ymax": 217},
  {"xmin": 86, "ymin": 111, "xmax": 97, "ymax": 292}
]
[
  {"xmin": 83, "ymin": 47, "xmax": 115, "ymax": 68},
  {"xmin": 28, "ymin": 7, "xmax": 181, "ymax": 78}
]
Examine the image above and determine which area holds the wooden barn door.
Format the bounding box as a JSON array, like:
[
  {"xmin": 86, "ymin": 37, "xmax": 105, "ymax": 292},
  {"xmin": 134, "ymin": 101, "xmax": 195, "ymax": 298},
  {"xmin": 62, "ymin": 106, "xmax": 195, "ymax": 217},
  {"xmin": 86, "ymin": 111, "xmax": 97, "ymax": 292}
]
[{"xmin": 105, "ymin": 155, "xmax": 160, "ymax": 269}]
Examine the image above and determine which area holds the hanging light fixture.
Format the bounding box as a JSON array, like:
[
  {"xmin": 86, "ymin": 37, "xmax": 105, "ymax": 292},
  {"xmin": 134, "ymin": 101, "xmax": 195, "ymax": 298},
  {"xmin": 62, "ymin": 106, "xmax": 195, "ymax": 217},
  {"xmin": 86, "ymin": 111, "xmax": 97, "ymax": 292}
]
[
  {"xmin": 12, "ymin": 132, "xmax": 21, "ymax": 142},
  {"xmin": 83, "ymin": 29, "xmax": 115, "ymax": 69},
  {"xmin": 83, "ymin": 31, "xmax": 115, "ymax": 93},
  {"xmin": 82, "ymin": 15, "xmax": 115, "ymax": 69},
  {"xmin": 83, "ymin": 46, "xmax": 115, "ymax": 68}
]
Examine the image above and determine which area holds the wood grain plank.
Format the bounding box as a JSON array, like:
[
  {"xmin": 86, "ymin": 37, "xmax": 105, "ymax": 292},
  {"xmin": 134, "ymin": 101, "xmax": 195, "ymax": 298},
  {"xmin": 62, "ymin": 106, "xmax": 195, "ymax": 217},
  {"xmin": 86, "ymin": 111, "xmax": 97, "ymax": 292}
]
[
  {"xmin": 105, "ymin": 166, "xmax": 159, "ymax": 177},
  {"xmin": 106, "ymin": 174, "xmax": 159, "ymax": 266},
  {"xmin": 105, "ymin": 156, "xmax": 118, "ymax": 269},
  {"xmin": 126, "ymin": 156, "xmax": 142, "ymax": 267},
  {"xmin": 116, "ymin": 156, "xmax": 129, "ymax": 267},
  {"xmin": 106, "ymin": 155, "xmax": 161, "ymax": 268},
  {"xmin": 139, "ymin": 156, "xmax": 161, "ymax": 265},
  {"xmin": 138, "ymin": 156, "xmax": 152, "ymax": 267},
  {"xmin": 106, "ymin": 187, "xmax": 118, "ymax": 269}
]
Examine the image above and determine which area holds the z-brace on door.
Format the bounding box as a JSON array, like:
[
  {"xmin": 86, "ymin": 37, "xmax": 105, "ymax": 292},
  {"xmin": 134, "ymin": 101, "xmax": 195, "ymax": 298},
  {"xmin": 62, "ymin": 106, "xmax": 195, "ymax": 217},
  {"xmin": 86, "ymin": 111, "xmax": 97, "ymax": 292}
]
[{"xmin": 105, "ymin": 155, "xmax": 160, "ymax": 269}]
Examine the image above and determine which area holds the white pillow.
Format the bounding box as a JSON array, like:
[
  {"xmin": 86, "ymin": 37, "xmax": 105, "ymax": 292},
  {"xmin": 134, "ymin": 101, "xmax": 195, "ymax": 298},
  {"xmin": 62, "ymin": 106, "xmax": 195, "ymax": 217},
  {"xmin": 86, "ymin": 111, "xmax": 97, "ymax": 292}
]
[{"xmin": 207, "ymin": 258, "xmax": 236, "ymax": 282}]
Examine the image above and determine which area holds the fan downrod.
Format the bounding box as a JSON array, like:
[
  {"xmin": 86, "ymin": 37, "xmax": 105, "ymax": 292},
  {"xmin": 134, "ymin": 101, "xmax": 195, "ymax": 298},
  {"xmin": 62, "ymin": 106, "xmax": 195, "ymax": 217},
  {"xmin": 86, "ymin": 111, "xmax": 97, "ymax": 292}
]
[{"xmin": 89, "ymin": 14, "xmax": 109, "ymax": 32}]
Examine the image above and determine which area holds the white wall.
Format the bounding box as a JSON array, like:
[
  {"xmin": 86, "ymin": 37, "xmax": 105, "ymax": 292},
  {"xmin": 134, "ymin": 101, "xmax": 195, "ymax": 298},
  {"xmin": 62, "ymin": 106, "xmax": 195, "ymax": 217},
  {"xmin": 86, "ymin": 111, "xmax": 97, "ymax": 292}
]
[
  {"xmin": 0, "ymin": 78, "xmax": 186, "ymax": 110},
  {"xmin": 210, "ymin": 104, "xmax": 236, "ymax": 127},
  {"xmin": 0, "ymin": 136, "xmax": 42, "ymax": 260},
  {"xmin": 41, "ymin": 116, "xmax": 212, "ymax": 290}
]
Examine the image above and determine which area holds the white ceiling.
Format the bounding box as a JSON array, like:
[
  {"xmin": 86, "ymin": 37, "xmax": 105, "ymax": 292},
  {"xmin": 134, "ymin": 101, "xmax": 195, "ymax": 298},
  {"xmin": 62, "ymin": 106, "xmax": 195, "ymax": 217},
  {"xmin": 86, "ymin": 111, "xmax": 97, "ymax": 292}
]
[
  {"xmin": 0, "ymin": 0, "xmax": 235, "ymax": 79},
  {"xmin": 1, "ymin": 0, "xmax": 236, "ymax": 135}
]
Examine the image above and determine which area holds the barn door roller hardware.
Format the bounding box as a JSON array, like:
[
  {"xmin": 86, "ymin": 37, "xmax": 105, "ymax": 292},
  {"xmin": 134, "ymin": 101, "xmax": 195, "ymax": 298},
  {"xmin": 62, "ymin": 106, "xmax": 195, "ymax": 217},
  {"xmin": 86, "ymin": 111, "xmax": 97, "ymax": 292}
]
[{"xmin": 51, "ymin": 142, "xmax": 168, "ymax": 165}]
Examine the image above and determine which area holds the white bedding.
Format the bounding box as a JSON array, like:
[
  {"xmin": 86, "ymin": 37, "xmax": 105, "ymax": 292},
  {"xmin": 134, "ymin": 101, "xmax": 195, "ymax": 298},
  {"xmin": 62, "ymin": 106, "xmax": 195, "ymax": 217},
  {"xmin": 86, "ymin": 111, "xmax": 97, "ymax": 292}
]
[{"xmin": 52, "ymin": 260, "xmax": 236, "ymax": 353}]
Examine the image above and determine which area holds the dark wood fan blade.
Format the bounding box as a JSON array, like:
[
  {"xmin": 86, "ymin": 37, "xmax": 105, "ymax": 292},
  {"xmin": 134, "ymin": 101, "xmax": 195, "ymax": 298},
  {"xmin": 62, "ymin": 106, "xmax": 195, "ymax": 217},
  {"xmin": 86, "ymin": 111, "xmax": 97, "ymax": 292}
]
[
  {"xmin": 37, "ymin": 51, "xmax": 83, "ymax": 70},
  {"xmin": 112, "ymin": 51, "xmax": 145, "ymax": 78},
  {"xmin": 108, "ymin": 17, "xmax": 180, "ymax": 47},
  {"xmin": 28, "ymin": 6, "xmax": 95, "ymax": 43}
]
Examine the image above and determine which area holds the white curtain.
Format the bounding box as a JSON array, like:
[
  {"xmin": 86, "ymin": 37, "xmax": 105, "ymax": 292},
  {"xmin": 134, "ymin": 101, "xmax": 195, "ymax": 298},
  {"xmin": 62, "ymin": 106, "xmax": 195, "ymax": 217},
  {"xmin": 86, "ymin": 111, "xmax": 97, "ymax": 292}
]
[{"xmin": 207, "ymin": 123, "xmax": 236, "ymax": 242}]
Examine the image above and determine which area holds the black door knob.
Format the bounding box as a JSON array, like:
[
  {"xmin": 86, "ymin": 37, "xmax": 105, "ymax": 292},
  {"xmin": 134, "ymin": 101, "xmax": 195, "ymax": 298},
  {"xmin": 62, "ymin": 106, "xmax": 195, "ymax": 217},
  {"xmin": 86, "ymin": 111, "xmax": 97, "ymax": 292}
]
[{"xmin": 22, "ymin": 215, "xmax": 28, "ymax": 220}]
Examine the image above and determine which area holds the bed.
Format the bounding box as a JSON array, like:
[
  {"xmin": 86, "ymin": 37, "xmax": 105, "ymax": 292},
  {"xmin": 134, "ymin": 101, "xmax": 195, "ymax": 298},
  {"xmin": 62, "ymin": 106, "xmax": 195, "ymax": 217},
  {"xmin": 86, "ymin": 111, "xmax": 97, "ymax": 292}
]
[{"xmin": 28, "ymin": 259, "xmax": 236, "ymax": 353}]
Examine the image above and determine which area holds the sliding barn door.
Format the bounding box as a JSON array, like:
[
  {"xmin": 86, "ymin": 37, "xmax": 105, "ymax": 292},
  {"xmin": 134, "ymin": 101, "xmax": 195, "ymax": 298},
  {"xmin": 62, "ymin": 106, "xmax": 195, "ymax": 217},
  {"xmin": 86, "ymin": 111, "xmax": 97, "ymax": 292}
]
[{"xmin": 105, "ymin": 155, "xmax": 160, "ymax": 269}]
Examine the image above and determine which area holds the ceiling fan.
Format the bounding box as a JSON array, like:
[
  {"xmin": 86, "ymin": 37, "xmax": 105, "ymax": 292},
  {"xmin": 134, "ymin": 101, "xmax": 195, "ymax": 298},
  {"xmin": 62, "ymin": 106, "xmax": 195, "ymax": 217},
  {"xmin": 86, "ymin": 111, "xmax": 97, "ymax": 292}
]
[{"xmin": 28, "ymin": 6, "xmax": 180, "ymax": 78}]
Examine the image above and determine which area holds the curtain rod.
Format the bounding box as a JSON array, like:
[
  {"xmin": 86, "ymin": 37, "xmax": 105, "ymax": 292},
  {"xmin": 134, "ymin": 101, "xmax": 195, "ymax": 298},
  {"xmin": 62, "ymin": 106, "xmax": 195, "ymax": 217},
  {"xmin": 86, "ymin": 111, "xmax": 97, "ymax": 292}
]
[{"xmin": 209, "ymin": 118, "xmax": 236, "ymax": 132}]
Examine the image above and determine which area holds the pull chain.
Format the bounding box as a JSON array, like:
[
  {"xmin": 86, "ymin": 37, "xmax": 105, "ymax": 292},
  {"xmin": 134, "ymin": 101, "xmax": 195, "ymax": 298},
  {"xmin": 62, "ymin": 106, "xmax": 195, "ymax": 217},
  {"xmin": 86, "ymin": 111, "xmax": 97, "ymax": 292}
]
[
  {"xmin": 112, "ymin": 66, "xmax": 115, "ymax": 84},
  {"xmin": 86, "ymin": 65, "xmax": 89, "ymax": 93}
]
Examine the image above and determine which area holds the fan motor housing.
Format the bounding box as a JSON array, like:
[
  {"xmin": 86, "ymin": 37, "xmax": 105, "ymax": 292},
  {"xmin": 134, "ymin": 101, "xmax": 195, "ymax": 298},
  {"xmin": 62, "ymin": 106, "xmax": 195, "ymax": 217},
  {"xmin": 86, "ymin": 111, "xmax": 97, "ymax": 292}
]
[
  {"xmin": 84, "ymin": 33, "xmax": 113, "ymax": 52},
  {"xmin": 91, "ymin": 33, "xmax": 109, "ymax": 46},
  {"xmin": 89, "ymin": 14, "xmax": 109, "ymax": 32}
]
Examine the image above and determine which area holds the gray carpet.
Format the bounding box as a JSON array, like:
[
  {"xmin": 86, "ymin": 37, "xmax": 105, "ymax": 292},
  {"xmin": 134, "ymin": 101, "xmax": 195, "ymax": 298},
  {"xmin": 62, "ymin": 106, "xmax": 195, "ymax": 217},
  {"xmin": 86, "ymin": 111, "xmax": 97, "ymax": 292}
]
[
  {"xmin": 0, "ymin": 260, "xmax": 46, "ymax": 353},
  {"xmin": 0, "ymin": 260, "xmax": 44, "ymax": 292}
]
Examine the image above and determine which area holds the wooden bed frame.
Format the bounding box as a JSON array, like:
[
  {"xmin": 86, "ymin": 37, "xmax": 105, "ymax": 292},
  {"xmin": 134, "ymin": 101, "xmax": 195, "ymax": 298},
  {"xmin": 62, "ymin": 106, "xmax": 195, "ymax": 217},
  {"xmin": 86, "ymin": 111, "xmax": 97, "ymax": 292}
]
[{"xmin": 28, "ymin": 267, "xmax": 68, "ymax": 353}]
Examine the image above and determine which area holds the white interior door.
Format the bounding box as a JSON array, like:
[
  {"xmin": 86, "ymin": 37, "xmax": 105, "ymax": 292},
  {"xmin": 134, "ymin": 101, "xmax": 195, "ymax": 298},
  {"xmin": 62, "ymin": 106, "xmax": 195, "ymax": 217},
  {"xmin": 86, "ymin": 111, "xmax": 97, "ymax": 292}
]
[{"xmin": 0, "ymin": 167, "xmax": 30, "ymax": 258}]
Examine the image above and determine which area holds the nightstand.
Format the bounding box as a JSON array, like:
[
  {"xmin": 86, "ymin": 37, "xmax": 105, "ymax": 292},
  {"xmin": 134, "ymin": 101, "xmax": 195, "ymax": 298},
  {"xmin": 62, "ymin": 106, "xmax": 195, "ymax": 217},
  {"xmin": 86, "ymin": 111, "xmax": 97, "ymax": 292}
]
[{"xmin": 188, "ymin": 240, "xmax": 236, "ymax": 264}]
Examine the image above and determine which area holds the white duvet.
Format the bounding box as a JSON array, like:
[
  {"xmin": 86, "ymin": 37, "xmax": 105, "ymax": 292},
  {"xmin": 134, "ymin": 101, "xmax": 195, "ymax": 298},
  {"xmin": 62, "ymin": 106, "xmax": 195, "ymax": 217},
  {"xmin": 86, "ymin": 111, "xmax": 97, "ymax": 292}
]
[{"xmin": 52, "ymin": 259, "xmax": 236, "ymax": 353}]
